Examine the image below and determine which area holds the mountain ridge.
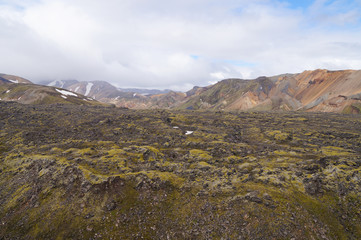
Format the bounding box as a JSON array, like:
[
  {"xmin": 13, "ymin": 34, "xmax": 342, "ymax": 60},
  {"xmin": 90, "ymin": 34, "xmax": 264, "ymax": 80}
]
[{"xmin": 1, "ymin": 69, "xmax": 361, "ymax": 113}]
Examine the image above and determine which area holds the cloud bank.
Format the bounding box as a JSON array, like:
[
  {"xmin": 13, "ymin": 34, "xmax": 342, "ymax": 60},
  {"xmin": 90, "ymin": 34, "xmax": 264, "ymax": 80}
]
[{"xmin": 1, "ymin": 0, "xmax": 361, "ymax": 90}]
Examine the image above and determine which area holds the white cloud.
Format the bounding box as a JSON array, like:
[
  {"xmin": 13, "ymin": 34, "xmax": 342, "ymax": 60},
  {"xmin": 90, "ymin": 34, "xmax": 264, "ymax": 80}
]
[{"xmin": 0, "ymin": 0, "xmax": 361, "ymax": 90}]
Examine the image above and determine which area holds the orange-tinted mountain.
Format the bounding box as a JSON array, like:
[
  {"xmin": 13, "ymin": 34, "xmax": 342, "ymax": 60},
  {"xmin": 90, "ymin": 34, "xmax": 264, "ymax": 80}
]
[{"xmin": 177, "ymin": 69, "xmax": 361, "ymax": 113}]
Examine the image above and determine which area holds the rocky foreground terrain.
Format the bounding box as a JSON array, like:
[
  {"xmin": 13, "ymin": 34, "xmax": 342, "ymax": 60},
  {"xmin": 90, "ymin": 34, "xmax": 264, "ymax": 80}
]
[{"xmin": 1, "ymin": 102, "xmax": 361, "ymax": 239}]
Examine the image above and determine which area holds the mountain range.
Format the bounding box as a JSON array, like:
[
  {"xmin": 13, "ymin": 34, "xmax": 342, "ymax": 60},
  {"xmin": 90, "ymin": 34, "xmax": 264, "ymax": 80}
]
[{"xmin": 1, "ymin": 69, "xmax": 361, "ymax": 113}]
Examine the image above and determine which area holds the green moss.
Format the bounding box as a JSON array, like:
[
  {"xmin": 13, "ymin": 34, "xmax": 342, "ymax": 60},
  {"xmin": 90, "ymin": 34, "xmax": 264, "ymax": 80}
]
[
  {"xmin": 190, "ymin": 161, "xmax": 214, "ymax": 170},
  {"xmin": 273, "ymin": 150, "xmax": 289, "ymax": 156},
  {"xmin": 76, "ymin": 148, "xmax": 97, "ymax": 156},
  {"xmin": 342, "ymin": 104, "xmax": 361, "ymax": 114},
  {"xmin": 293, "ymin": 191, "xmax": 348, "ymax": 239},
  {"xmin": 189, "ymin": 149, "xmax": 212, "ymax": 161},
  {"xmin": 4, "ymin": 184, "xmax": 31, "ymax": 210},
  {"xmin": 237, "ymin": 162, "xmax": 256, "ymax": 172},
  {"xmin": 321, "ymin": 146, "xmax": 352, "ymax": 156},
  {"xmin": 50, "ymin": 147, "xmax": 63, "ymax": 153},
  {"xmin": 266, "ymin": 130, "xmax": 292, "ymax": 142},
  {"xmin": 77, "ymin": 165, "xmax": 108, "ymax": 184}
]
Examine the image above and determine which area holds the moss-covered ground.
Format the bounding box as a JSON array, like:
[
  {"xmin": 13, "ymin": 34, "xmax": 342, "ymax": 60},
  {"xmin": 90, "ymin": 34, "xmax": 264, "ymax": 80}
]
[{"xmin": 0, "ymin": 102, "xmax": 361, "ymax": 239}]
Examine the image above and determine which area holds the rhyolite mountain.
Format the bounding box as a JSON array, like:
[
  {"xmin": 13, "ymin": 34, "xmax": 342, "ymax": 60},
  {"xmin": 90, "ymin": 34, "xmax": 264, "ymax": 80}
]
[{"xmin": 177, "ymin": 69, "xmax": 361, "ymax": 113}]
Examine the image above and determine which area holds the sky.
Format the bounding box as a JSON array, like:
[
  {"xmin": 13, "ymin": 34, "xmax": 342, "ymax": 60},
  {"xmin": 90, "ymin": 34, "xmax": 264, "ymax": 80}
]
[{"xmin": 1, "ymin": 0, "xmax": 361, "ymax": 91}]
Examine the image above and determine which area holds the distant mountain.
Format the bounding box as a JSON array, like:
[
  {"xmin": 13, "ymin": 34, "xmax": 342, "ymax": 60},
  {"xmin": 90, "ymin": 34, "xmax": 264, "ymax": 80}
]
[
  {"xmin": 47, "ymin": 80, "xmax": 172, "ymax": 98},
  {"xmin": 47, "ymin": 80, "xmax": 186, "ymax": 109},
  {"xmin": 106, "ymin": 91, "xmax": 187, "ymax": 109},
  {"xmin": 0, "ymin": 76, "xmax": 106, "ymax": 106},
  {"xmin": 48, "ymin": 79, "xmax": 79, "ymax": 89},
  {"xmin": 118, "ymin": 88, "xmax": 173, "ymax": 95},
  {"xmin": 48, "ymin": 80, "xmax": 133, "ymax": 99},
  {"xmin": 177, "ymin": 69, "xmax": 361, "ymax": 113},
  {"xmin": 67, "ymin": 81, "xmax": 122, "ymax": 100}
]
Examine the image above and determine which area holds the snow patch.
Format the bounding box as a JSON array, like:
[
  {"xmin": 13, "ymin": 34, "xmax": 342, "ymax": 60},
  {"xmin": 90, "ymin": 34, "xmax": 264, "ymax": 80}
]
[
  {"xmin": 185, "ymin": 131, "xmax": 194, "ymax": 135},
  {"xmin": 61, "ymin": 95, "xmax": 67, "ymax": 99},
  {"xmin": 48, "ymin": 80, "xmax": 58, "ymax": 86},
  {"xmin": 9, "ymin": 79, "xmax": 19, "ymax": 83},
  {"xmin": 74, "ymin": 86, "xmax": 80, "ymax": 92},
  {"xmin": 18, "ymin": 96, "xmax": 21, "ymax": 100},
  {"xmin": 173, "ymin": 126, "xmax": 179, "ymax": 129},
  {"xmin": 85, "ymin": 83, "xmax": 94, "ymax": 96},
  {"xmin": 6, "ymin": 90, "xmax": 10, "ymax": 93},
  {"xmin": 56, "ymin": 89, "xmax": 78, "ymax": 97},
  {"xmin": 133, "ymin": 93, "xmax": 137, "ymax": 97}
]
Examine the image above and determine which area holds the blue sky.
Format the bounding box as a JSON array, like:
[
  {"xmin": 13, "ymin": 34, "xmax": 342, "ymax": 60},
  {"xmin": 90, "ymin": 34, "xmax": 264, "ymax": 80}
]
[
  {"xmin": 286, "ymin": 0, "xmax": 315, "ymax": 9},
  {"xmin": 0, "ymin": 0, "xmax": 361, "ymax": 90}
]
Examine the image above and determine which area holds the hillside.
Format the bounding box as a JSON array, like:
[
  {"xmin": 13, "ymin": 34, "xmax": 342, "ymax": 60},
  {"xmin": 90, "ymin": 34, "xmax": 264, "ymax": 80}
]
[
  {"xmin": 0, "ymin": 74, "xmax": 32, "ymax": 84},
  {"xmin": 0, "ymin": 79, "xmax": 106, "ymax": 106},
  {"xmin": 0, "ymin": 102, "xmax": 360, "ymax": 239}
]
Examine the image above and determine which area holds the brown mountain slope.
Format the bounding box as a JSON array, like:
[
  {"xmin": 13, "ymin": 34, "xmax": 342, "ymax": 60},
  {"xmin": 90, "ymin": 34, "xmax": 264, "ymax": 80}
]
[{"xmin": 107, "ymin": 91, "xmax": 187, "ymax": 109}]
